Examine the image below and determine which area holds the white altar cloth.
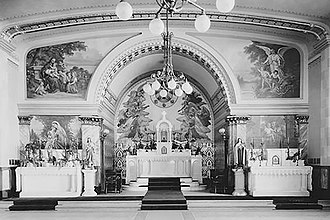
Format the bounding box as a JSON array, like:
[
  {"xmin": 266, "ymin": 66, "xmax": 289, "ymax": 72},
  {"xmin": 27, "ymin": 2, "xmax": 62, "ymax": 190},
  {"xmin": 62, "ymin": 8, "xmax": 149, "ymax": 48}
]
[{"xmin": 16, "ymin": 167, "xmax": 82, "ymax": 197}]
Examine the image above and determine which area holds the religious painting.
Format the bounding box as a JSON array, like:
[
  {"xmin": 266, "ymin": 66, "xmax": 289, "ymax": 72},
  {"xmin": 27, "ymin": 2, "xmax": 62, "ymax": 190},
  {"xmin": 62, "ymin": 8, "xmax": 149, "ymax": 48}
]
[
  {"xmin": 26, "ymin": 37, "xmax": 116, "ymax": 99},
  {"xmin": 246, "ymin": 115, "xmax": 296, "ymax": 149},
  {"xmin": 176, "ymin": 91, "xmax": 212, "ymax": 142},
  {"xmin": 29, "ymin": 115, "xmax": 82, "ymax": 150},
  {"xmin": 212, "ymin": 38, "xmax": 301, "ymax": 99},
  {"xmin": 116, "ymin": 87, "xmax": 153, "ymax": 143},
  {"xmin": 243, "ymin": 41, "xmax": 300, "ymax": 98}
]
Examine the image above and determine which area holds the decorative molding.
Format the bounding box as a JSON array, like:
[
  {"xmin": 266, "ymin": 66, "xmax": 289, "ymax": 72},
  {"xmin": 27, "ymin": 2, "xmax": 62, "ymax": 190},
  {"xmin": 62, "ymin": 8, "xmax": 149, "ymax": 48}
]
[
  {"xmin": 18, "ymin": 103, "xmax": 99, "ymax": 115},
  {"xmin": 95, "ymin": 39, "xmax": 236, "ymax": 107},
  {"xmin": 17, "ymin": 116, "xmax": 33, "ymax": 125},
  {"xmin": 1, "ymin": 11, "xmax": 327, "ymax": 42},
  {"xmin": 78, "ymin": 116, "xmax": 103, "ymax": 127},
  {"xmin": 230, "ymin": 103, "xmax": 309, "ymax": 115},
  {"xmin": 226, "ymin": 115, "xmax": 250, "ymax": 125},
  {"xmin": 295, "ymin": 115, "xmax": 309, "ymax": 124},
  {"xmin": 310, "ymin": 36, "xmax": 330, "ymax": 58}
]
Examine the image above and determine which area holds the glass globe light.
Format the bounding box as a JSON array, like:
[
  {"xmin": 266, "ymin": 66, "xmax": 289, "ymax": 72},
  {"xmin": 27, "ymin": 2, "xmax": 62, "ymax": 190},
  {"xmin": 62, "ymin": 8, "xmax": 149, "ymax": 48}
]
[
  {"xmin": 185, "ymin": 83, "xmax": 193, "ymax": 94},
  {"xmin": 160, "ymin": 89, "xmax": 168, "ymax": 97},
  {"xmin": 195, "ymin": 14, "xmax": 211, "ymax": 33},
  {"xmin": 149, "ymin": 17, "xmax": 164, "ymax": 35},
  {"xmin": 216, "ymin": 0, "xmax": 235, "ymax": 13},
  {"xmin": 115, "ymin": 1, "xmax": 133, "ymax": 20},
  {"xmin": 143, "ymin": 83, "xmax": 152, "ymax": 93},
  {"xmin": 182, "ymin": 81, "xmax": 192, "ymax": 93},
  {"xmin": 147, "ymin": 88, "xmax": 155, "ymax": 96},
  {"xmin": 151, "ymin": 80, "xmax": 161, "ymax": 91},
  {"xmin": 174, "ymin": 88, "xmax": 183, "ymax": 97},
  {"xmin": 168, "ymin": 78, "xmax": 177, "ymax": 90}
]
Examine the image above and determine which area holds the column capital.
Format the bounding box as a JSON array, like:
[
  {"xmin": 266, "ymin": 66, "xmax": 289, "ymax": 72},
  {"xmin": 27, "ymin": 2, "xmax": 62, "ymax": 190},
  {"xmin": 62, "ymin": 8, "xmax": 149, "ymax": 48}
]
[
  {"xmin": 226, "ymin": 115, "xmax": 250, "ymax": 125},
  {"xmin": 79, "ymin": 116, "xmax": 103, "ymax": 126},
  {"xmin": 17, "ymin": 115, "xmax": 33, "ymax": 125},
  {"xmin": 295, "ymin": 115, "xmax": 309, "ymax": 124}
]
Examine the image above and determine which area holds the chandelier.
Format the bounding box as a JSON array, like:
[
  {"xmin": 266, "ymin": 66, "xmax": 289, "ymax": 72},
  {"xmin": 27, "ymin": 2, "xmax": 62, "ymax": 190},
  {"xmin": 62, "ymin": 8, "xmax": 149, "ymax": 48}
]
[{"xmin": 115, "ymin": 0, "xmax": 236, "ymax": 97}]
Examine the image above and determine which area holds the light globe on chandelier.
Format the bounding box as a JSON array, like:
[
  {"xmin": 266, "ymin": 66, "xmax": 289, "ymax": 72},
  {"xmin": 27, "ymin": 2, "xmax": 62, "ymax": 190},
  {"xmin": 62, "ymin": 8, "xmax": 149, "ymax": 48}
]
[{"xmin": 115, "ymin": 0, "xmax": 235, "ymax": 97}]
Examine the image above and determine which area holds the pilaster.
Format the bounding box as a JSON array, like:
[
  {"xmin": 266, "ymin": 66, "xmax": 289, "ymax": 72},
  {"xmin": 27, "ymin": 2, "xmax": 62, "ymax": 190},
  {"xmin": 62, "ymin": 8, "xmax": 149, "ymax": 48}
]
[
  {"xmin": 320, "ymin": 43, "xmax": 330, "ymax": 165},
  {"xmin": 78, "ymin": 116, "xmax": 103, "ymax": 167},
  {"xmin": 295, "ymin": 115, "xmax": 309, "ymax": 160},
  {"xmin": 226, "ymin": 116, "xmax": 250, "ymax": 167},
  {"xmin": 17, "ymin": 116, "xmax": 33, "ymax": 152}
]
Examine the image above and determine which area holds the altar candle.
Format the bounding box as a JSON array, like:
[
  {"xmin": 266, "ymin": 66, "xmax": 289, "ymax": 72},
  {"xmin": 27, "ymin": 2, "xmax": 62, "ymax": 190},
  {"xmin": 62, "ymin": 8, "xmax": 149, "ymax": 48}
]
[{"xmin": 252, "ymin": 138, "xmax": 254, "ymax": 149}]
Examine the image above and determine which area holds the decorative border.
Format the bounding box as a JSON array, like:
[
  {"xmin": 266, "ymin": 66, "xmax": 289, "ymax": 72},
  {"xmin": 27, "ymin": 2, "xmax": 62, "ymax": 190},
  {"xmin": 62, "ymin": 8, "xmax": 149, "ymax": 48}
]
[
  {"xmin": 96, "ymin": 39, "xmax": 235, "ymax": 107},
  {"xmin": 1, "ymin": 11, "xmax": 327, "ymax": 42}
]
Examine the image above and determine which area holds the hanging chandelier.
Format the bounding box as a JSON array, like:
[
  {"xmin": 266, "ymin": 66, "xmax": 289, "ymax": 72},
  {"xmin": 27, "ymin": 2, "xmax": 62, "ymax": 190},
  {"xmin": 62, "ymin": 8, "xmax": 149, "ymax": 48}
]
[{"xmin": 115, "ymin": 0, "xmax": 236, "ymax": 97}]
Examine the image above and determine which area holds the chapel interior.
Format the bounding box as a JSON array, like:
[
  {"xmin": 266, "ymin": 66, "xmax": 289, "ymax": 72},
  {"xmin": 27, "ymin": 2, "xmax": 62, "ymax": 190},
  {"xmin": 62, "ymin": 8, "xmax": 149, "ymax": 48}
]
[{"xmin": 0, "ymin": 0, "xmax": 330, "ymax": 215}]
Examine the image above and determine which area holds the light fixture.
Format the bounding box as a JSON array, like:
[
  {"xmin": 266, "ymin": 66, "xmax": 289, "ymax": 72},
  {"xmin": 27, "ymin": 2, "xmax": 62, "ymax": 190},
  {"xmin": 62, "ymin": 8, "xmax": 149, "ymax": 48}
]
[{"xmin": 115, "ymin": 0, "xmax": 235, "ymax": 97}]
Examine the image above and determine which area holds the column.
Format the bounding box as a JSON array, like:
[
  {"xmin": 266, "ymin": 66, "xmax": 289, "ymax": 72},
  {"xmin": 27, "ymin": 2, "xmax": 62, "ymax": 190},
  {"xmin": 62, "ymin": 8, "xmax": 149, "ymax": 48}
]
[
  {"xmin": 295, "ymin": 115, "xmax": 309, "ymax": 160},
  {"xmin": 320, "ymin": 41, "xmax": 330, "ymax": 165},
  {"xmin": 17, "ymin": 116, "xmax": 33, "ymax": 156},
  {"xmin": 226, "ymin": 115, "xmax": 250, "ymax": 192},
  {"xmin": 79, "ymin": 116, "xmax": 103, "ymax": 193}
]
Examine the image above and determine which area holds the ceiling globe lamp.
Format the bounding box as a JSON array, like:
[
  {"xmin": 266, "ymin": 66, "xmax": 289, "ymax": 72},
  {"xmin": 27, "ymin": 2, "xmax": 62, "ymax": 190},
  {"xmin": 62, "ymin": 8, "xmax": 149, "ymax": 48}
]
[{"xmin": 115, "ymin": 0, "xmax": 235, "ymax": 97}]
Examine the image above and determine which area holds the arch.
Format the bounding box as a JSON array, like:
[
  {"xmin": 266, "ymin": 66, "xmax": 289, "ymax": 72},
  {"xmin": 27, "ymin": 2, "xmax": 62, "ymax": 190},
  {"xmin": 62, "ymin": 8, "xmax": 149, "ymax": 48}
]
[{"xmin": 87, "ymin": 35, "xmax": 240, "ymax": 108}]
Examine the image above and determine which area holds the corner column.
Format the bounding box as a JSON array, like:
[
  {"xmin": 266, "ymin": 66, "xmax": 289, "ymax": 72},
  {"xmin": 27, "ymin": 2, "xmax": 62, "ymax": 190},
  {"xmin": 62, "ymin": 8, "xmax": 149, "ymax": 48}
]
[
  {"xmin": 226, "ymin": 115, "xmax": 250, "ymax": 192},
  {"xmin": 79, "ymin": 116, "xmax": 103, "ymax": 193},
  {"xmin": 295, "ymin": 115, "xmax": 309, "ymax": 160},
  {"xmin": 320, "ymin": 41, "xmax": 330, "ymax": 165},
  {"xmin": 17, "ymin": 116, "xmax": 33, "ymax": 159}
]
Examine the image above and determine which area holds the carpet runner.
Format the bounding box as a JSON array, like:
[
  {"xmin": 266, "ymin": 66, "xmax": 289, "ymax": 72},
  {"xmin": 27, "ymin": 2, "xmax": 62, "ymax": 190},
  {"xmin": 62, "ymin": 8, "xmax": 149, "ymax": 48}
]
[{"xmin": 141, "ymin": 177, "xmax": 188, "ymax": 210}]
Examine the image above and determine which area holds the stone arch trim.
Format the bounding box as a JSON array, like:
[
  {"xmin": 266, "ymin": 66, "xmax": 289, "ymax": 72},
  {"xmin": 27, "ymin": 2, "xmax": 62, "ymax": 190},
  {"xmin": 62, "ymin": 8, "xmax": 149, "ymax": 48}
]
[{"xmin": 93, "ymin": 38, "xmax": 238, "ymax": 106}]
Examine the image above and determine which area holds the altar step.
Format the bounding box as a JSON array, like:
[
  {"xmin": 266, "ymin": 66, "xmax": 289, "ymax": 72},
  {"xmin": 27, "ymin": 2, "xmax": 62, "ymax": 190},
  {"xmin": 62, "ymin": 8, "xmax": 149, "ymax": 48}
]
[
  {"xmin": 9, "ymin": 199, "xmax": 58, "ymax": 211},
  {"xmin": 141, "ymin": 177, "xmax": 188, "ymax": 210},
  {"xmin": 273, "ymin": 197, "xmax": 323, "ymax": 210},
  {"xmin": 125, "ymin": 177, "xmax": 206, "ymax": 191}
]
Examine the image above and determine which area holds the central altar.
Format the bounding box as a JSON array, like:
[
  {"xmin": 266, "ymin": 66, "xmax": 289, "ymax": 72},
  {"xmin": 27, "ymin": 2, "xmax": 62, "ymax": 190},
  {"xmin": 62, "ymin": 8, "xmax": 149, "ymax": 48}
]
[{"xmin": 125, "ymin": 112, "xmax": 202, "ymax": 184}]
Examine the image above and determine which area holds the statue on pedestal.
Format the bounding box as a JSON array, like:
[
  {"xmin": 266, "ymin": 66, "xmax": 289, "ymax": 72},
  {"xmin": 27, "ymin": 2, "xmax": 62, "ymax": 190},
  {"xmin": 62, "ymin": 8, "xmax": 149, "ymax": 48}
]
[
  {"xmin": 234, "ymin": 138, "xmax": 247, "ymax": 168},
  {"xmin": 232, "ymin": 138, "xmax": 247, "ymax": 196}
]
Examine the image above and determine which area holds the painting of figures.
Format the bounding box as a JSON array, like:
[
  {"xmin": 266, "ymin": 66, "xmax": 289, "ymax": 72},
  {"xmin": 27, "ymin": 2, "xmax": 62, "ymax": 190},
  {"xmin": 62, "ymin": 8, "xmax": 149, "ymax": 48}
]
[
  {"xmin": 246, "ymin": 116, "xmax": 295, "ymax": 149},
  {"xmin": 243, "ymin": 41, "xmax": 300, "ymax": 98},
  {"xmin": 214, "ymin": 38, "xmax": 301, "ymax": 99},
  {"xmin": 26, "ymin": 37, "xmax": 116, "ymax": 99},
  {"xmin": 29, "ymin": 116, "xmax": 82, "ymax": 151}
]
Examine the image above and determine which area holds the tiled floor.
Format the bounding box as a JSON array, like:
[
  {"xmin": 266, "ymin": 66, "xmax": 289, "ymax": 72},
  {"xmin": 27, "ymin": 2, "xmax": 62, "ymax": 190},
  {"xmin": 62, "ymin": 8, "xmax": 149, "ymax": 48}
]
[{"xmin": 1, "ymin": 191, "xmax": 329, "ymax": 220}]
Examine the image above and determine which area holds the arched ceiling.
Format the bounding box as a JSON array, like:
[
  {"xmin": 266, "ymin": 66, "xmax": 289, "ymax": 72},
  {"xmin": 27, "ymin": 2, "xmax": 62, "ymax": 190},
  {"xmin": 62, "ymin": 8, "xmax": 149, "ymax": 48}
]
[
  {"xmin": 108, "ymin": 53, "xmax": 218, "ymax": 98},
  {"xmin": 1, "ymin": 0, "xmax": 329, "ymax": 23}
]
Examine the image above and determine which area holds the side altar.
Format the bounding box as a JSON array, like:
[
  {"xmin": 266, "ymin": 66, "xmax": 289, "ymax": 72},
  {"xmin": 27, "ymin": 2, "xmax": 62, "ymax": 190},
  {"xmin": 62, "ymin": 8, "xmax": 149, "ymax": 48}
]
[
  {"xmin": 246, "ymin": 148, "xmax": 312, "ymax": 197},
  {"xmin": 125, "ymin": 112, "xmax": 202, "ymax": 184}
]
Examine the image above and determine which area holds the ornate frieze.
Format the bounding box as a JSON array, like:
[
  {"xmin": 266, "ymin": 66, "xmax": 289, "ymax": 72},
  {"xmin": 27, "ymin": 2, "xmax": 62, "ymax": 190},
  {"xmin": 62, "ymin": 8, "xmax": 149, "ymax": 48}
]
[
  {"xmin": 295, "ymin": 115, "xmax": 309, "ymax": 124},
  {"xmin": 96, "ymin": 38, "xmax": 235, "ymax": 106},
  {"xmin": 1, "ymin": 11, "xmax": 327, "ymax": 42},
  {"xmin": 17, "ymin": 116, "xmax": 33, "ymax": 125},
  {"xmin": 79, "ymin": 116, "xmax": 103, "ymax": 127},
  {"xmin": 226, "ymin": 116, "xmax": 250, "ymax": 125}
]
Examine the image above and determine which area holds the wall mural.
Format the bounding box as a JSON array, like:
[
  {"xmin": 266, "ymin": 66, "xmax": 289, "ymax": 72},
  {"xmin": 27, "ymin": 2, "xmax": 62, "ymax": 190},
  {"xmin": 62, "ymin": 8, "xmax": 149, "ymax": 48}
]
[
  {"xmin": 26, "ymin": 37, "xmax": 116, "ymax": 99},
  {"xmin": 177, "ymin": 91, "xmax": 211, "ymax": 142},
  {"xmin": 246, "ymin": 115, "xmax": 297, "ymax": 149},
  {"xmin": 243, "ymin": 42, "xmax": 300, "ymax": 98},
  {"xmin": 214, "ymin": 38, "xmax": 301, "ymax": 99},
  {"xmin": 22, "ymin": 116, "xmax": 82, "ymax": 166}
]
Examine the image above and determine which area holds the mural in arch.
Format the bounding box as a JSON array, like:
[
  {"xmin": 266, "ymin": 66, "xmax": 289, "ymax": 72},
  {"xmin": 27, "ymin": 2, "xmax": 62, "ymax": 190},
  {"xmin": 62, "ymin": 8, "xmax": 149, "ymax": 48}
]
[{"xmin": 114, "ymin": 81, "xmax": 214, "ymax": 178}]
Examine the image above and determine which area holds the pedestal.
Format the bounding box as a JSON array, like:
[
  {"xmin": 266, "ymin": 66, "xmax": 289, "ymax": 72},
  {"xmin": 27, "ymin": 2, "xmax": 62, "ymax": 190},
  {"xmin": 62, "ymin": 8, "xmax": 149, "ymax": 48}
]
[
  {"xmin": 82, "ymin": 169, "xmax": 97, "ymax": 196},
  {"xmin": 232, "ymin": 168, "xmax": 247, "ymax": 196}
]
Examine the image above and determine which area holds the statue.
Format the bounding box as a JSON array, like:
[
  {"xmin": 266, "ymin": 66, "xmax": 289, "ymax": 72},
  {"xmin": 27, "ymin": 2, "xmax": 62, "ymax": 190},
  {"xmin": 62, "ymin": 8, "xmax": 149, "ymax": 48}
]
[
  {"xmin": 234, "ymin": 138, "xmax": 247, "ymax": 168},
  {"xmin": 85, "ymin": 137, "xmax": 95, "ymax": 169}
]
